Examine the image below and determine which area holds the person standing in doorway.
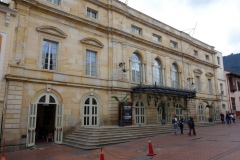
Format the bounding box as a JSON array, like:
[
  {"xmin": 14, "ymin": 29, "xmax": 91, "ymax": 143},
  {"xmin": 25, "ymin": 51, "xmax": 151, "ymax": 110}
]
[
  {"xmin": 172, "ymin": 115, "xmax": 178, "ymax": 135},
  {"xmin": 220, "ymin": 112, "xmax": 224, "ymax": 124},
  {"xmin": 179, "ymin": 118, "xmax": 184, "ymax": 134},
  {"xmin": 188, "ymin": 117, "xmax": 196, "ymax": 136}
]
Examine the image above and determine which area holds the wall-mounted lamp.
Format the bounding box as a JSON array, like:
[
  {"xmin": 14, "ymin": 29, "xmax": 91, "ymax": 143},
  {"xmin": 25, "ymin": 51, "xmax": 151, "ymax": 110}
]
[{"xmin": 119, "ymin": 62, "xmax": 128, "ymax": 76}]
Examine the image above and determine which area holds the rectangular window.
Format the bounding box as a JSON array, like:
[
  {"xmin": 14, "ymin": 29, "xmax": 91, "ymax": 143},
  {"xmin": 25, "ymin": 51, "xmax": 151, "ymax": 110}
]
[
  {"xmin": 238, "ymin": 81, "xmax": 240, "ymax": 91},
  {"xmin": 86, "ymin": 50, "xmax": 97, "ymax": 76},
  {"xmin": 170, "ymin": 41, "xmax": 177, "ymax": 48},
  {"xmin": 46, "ymin": 0, "xmax": 60, "ymax": 5},
  {"xmin": 87, "ymin": 8, "xmax": 98, "ymax": 19},
  {"xmin": 194, "ymin": 50, "xmax": 198, "ymax": 56},
  {"xmin": 217, "ymin": 56, "xmax": 220, "ymax": 65},
  {"xmin": 208, "ymin": 79, "xmax": 213, "ymax": 94},
  {"xmin": 152, "ymin": 34, "xmax": 161, "ymax": 42},
  {"xmin": 132, "ymin": 26, "xmax": 141, "ymax": 35},
  {"xmin": 206, "ymin": 55, "xmax": 209, "ymax": 60},
  {"xmin": 196, "ymin": 76, "xmax": 201, "ymax": 92},
  {"xmin": 41, "ymin": 40, "xmax": 58, "ymax": 70},
  {"xmin": 231, "ymin": 97, "xmax": 235, "ymax": 106}
]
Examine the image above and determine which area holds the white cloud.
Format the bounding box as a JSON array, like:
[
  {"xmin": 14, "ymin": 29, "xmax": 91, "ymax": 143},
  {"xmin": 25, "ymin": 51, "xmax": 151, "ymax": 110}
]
[{"xmin": 118, "ymin": 0, "xmax": 240, "ymax": 56}]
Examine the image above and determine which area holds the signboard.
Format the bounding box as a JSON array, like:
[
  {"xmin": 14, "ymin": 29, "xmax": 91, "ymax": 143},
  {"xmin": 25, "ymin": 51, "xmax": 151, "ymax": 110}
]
[{"xmin": 118, "ymin": 102, "xmax": 132, "ymax": 125}]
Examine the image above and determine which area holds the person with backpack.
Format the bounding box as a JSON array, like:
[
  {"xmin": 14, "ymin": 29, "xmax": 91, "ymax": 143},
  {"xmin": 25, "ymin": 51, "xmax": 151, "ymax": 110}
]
[
  {"xmin": 172, "ymin": 115, "xmax": 178, "ymax": 135},
  {"xmin": 188, "ymin": 117, "xmax": 196, "ymax": 136},
  {"xmin": 179, "ymin": 118, "xmax": 184, "ymax": 134}
]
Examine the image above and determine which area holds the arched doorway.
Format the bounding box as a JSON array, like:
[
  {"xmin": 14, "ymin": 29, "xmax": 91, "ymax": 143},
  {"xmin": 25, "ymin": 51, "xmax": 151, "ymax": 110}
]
[
  {"xmin": 134, "ymin": 100, "xmax": 146, "ymax": 125},
  {"xmin": 27, "ymin": 93, "xmax": 63, "ymax": 147},
  {"xmin": 83, "ymin": 96, "xmax": 99, "ymax": 126},
  {"xmin": 157, "ymin": 103, "xmax": 162, "ymax": 123},
  {"xmin": 198, "ymin": 104, "xmax": 204, "ymax": 122}
]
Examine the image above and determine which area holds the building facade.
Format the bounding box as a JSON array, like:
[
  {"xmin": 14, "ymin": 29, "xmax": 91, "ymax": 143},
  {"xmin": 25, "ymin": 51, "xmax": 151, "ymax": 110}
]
[
  {"xmin": 0, "ymin": 0, "xmax": 17, "ymax": 142},
  {"xmin": 3, "ymin": 0, "xmax": 223, "ymax": 148},
  {"xmin": 215, "ymin": 51, "xmax": 228, "ymax": 118},
  {"xmin": 225, "ymin": 71, "xmax": 240, "ymax": 116}
]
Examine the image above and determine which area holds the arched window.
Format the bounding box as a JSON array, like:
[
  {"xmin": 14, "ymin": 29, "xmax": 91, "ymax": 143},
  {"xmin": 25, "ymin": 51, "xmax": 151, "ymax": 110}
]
[
  {"xmin": 153, "ymin": 59, "xmax": 162, "ymax": 86},
  {"xmin": 132, "ymin": 53, "xmax": 142, "ymax": 83},
  {"xmin": 171, "ymin": 63, "xmax": 178, "ymax": 88},
  {"xmin": 220, "ymin": 83, "xmax": 223, "ymax": 95}
]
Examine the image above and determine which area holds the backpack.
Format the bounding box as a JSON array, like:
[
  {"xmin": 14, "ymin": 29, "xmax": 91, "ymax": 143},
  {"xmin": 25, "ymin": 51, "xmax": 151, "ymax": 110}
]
[{"xmin": 172, "ymin": 118, "xmax": 175, "ymax": 124}]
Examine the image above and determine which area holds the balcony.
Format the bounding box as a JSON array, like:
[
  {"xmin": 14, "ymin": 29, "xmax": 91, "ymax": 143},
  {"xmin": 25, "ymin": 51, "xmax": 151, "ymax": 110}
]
[{"xmin": 230, "ymin": 85, "xmax": 237, "ymax": 92}]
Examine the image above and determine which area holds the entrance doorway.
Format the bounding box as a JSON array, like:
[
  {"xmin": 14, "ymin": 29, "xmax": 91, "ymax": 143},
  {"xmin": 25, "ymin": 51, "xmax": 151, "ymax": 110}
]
[
  {"xmin": 35, "ymin": 104, "xmax": 56, "ymax": 143},
  {"xmin": 214, "ymin": 106, "xmax": 220, "ymax": 120},
  {"xmin": 27, "ymin": 93, "xmax": 63, "ymax": 147},
  {"xmin": 198, "ymin": 104, "xmax": 204, "ymax": 122},
  {"xmin": 134, "ymin": 100, "xmax": 146, "ymax": 125}
]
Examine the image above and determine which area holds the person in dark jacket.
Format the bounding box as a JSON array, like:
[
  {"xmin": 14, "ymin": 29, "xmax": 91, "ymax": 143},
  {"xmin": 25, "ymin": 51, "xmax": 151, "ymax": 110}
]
[
  {"xmin": 226, "ymin": 112, "xmax": 230, "ymax": 124},
  {"xmin": 179, "ymin": 118, "xmax": 184, "ymax": 134},
  {"xmin": 188, "ymin": 117, "xmax": 196, "ymax": 136},
  {"xmin": 220, "ymin": 112, "xmax": 224, "ymax": 124}
]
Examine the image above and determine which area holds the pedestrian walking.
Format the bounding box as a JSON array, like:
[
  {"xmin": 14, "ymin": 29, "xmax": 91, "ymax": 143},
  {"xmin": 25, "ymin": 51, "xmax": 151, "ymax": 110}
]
[
  {"xmin": 226, "ymin": 112, "xmax": 230, "ymax": 124},
  {"xmin": 220, "ymin": 112, "xmax": 224, "ymax": 124},
  {"xmin": 232, "ymin": 113, "xmax": 235, "ymax": 124},
  {"xmin": 188, "ymin": 117, "xmax": 196, "ymax": 136},
  {"xmin": 179, "ymin": 118, "xmax": 184, "ymax": 134},
  {"xmin": 172, "ymin": 115, "xmax": 178, "ymax": 135},
  {"xmin": 229, "ymin": 113, "xmax": 232, "ymax": 124}
]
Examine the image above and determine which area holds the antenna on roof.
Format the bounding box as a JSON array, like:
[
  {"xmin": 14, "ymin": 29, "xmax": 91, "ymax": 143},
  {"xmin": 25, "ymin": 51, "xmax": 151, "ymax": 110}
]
[{"xmin": 181, "ymin": 22, "xmax": 197, "ymax": 37}]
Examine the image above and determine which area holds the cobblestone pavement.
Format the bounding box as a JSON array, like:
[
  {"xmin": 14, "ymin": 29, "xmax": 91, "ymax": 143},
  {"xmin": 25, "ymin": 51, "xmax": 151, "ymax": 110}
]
[{"xmin": 5, "ymin": 119, "xmax": 240, "ymax": 160}]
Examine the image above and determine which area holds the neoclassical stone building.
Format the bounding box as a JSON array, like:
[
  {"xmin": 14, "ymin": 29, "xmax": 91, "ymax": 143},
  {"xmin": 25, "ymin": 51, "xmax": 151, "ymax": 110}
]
[{"xmin": 3, "ymin": 0, "xmax": 223, "ymax": 147}]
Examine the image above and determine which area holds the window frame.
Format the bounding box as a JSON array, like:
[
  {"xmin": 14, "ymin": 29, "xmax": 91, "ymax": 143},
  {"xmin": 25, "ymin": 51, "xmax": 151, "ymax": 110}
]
[
  {"xmin": 170, "ymin": 40, "xmax": 178, "ymax": 48},
  {"xmin": 152, "ymin": 34, "xmax": 161, "ymax": 42},
  {"xmin": 46, "ymin": 0, "xmax": 61, "ymax": 5},
  {"xmin": 194, "ymin": 50, "xmax": 198, "ymax": 56},
  {"xmin": 196, "ymin": 76, "xmax": 201, "ymax": 92},
  {"xmin": 171, "ymin": 63, "xmax": 179, "ymax": 88},
  {"xmin": 85, "ymin": 49, "xmax": 97, "ymax": 77},
  {"xmin": 0, "ymin": 33, "xmax": 6, "ymax": 84},
  {"xmin": 152, "ymin": 59, "xmax": 162, "ymax": 86},
  {"xmin": 131, "ymin": 25, "xmax": 142, "ymax": 35},
  {"xmin": 208, "ymin": 79, "xmax": 213, "ymax": 94},
  {"xmin": 87, "ymin": 8, "xmax": 98, "ymax": 19},
  {"xmin": 217, "ymin": 56, "xmax": 220, "ymax": 65},
  {"xmin": 131, "ymin": 53, "xmax": 142, "ymax": 83},
  {"xmin": 41, "ymin": 39, "xmax": 58, "ymax": 71},
  {"xmin": 206, "ymin": 55, "xmax": 209, "ymax": 60}
]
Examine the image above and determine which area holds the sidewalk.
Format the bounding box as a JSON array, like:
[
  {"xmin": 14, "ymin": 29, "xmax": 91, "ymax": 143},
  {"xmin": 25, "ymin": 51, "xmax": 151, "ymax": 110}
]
[{"xmin": 5, "ymin": 120, "xmax": 240, "ymax": 160}]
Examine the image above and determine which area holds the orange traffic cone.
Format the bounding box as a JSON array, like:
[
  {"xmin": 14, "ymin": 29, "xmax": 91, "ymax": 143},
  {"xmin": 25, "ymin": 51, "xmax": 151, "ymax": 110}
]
[
  {"xmin": 147, "ymin": 138, "xmax": 156, "ymax": 156},
  {"xmin": 100, "ymin": 147, "xmax": 105, "ymax": 160},
  {"xmin": 1, "ymin": 138, "xmax": 6, "ymax": 160}
]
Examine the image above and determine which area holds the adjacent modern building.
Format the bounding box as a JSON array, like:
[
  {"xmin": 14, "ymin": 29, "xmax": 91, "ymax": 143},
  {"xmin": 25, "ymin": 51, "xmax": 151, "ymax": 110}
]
[
  {"xmin": 2, "ymin": 0, "xmax": 224, "ymax": 150},
  {"xmin": 225, "ymin": 71, "xmax": 240, "ymax": 116}
]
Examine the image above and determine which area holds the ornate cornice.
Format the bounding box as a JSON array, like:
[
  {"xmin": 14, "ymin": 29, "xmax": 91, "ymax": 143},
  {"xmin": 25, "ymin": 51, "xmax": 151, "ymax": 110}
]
[{"xmin": 0, "ymin": 4, "xmax": 17, "ymax": 26}]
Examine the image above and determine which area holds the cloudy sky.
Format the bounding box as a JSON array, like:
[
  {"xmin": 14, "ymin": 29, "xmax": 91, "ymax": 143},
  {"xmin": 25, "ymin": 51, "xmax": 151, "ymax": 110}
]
[{"xmin": 119, "ymin": 0, "xmax": 240, "ymax": 56}]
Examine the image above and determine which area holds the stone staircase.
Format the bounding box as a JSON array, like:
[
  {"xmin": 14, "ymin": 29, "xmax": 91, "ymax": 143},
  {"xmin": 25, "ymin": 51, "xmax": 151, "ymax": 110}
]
[{"xmin": 63, "ymin": 121, "xmax": 221, "ymax": 149}]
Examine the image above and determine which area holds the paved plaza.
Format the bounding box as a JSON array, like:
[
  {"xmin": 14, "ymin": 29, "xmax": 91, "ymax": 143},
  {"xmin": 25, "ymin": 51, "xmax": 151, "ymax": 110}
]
[{"xmin": 5, "ymin": 119, "xmax": 240, "ymax": 160}]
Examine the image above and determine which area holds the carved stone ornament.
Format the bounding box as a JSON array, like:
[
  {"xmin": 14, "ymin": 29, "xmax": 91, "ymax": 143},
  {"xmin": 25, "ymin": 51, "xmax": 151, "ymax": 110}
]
[
  {"xmin": 205, "ymin": 72, "xmax": 214, "ymax": 77},
  {"xmin": 36, "ymin": 25, "xmax": 67, "ymax": 38},
  {"xmin": 193, "ymin": 69, "xmax": 203, "ymax": 74},
  {"xmin": 80, "ymin": 37, "xmax": 104, "ymax": 48}
]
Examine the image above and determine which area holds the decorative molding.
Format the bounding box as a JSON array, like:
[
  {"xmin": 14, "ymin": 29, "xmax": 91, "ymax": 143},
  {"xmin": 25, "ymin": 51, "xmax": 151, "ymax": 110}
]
[
  {"xmin": 36, "ymin": 25, "xmax": 67, "ymax": 38},
  {"xmin": 80, "ymin": 37, "xmax": 104, "ymax": 48},
  {"xmin": 193, "ymin": 69, "xmax": 203, "ymax": 74},
  {"xmin": 5, "ymin": 12, "xmax": 10, "ymax": 26},
  {"xmin": 205, "ymin": 72, "xmax": 214, "ymax": 77}
]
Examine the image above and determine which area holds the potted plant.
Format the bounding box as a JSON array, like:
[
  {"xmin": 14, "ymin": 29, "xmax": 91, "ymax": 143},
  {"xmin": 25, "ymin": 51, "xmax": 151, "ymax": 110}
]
[
  {"xmin": 111, "ymin": 94, "xmax": 129, "ymax": 127},
  {"xmin": 203, "ymin": 101, "xmax": 214, "ymax": 122}
]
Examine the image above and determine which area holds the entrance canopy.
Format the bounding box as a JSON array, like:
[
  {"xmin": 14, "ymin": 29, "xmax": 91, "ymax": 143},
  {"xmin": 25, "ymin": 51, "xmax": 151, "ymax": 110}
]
[{"xmin": 132, "ymin": 85, "xmax": 196, "ymax": 106}]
